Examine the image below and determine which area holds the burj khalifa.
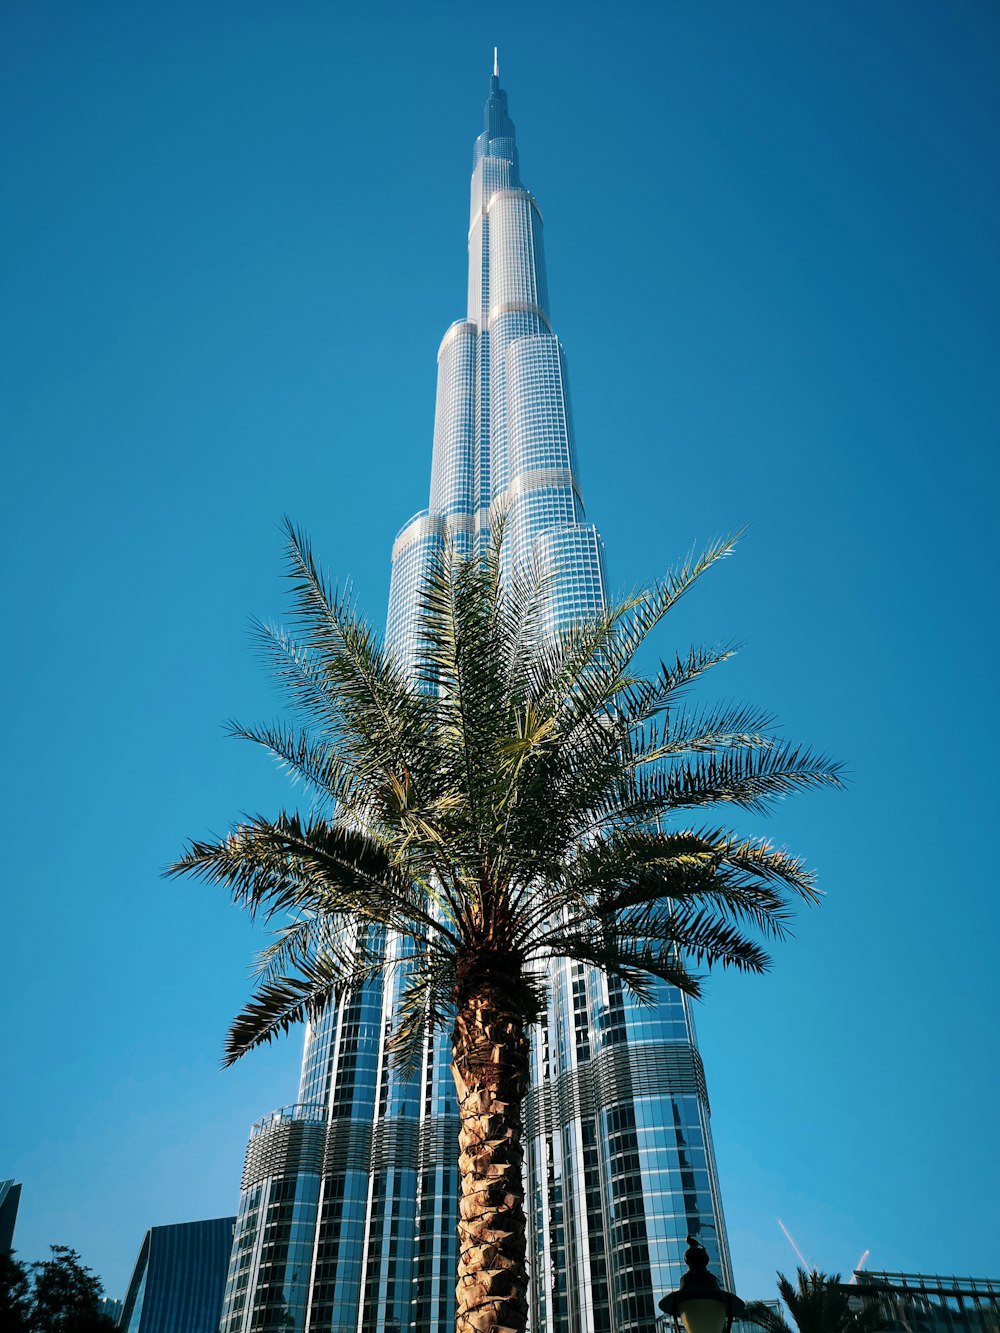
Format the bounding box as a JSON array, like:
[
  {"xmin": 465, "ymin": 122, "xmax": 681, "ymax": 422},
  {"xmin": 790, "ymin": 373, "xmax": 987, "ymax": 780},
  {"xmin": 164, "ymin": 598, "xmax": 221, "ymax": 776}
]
[{"xmin": 218, "ymin": 58, "xmax": 734, "ymax": 1333}]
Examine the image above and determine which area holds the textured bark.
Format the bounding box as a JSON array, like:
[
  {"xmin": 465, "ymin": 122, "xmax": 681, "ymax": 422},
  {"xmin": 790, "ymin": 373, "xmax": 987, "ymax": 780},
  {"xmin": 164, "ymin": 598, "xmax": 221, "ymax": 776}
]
[{"xmin": 451, "ymin": 972, "xmax": 530, "ymax": 1333}]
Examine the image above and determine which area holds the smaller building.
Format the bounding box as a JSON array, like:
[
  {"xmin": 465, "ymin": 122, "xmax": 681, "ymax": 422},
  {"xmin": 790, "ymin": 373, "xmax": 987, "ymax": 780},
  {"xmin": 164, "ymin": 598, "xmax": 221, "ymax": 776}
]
[
  {"xmin": 846, "ymin": 1270, "xmax": 1000, "ymax": 1333},
  {"xmin": 118, "ymin": 1216, "xmax": 235, "ymax": 1333},
  {"xmin": 0, "ymin": 1180, "xmax": 22, "ymax": 1254},
  {"xmin": 100, "ymin": 1297, "xmax": 124, "ymax": 1323}
]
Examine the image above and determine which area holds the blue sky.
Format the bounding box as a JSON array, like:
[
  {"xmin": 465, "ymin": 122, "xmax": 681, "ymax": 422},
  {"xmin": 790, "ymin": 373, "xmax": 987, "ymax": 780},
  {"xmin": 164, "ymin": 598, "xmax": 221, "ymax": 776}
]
[{"xmin": 2, "ymin": 0, "xmax": 998, "ymax": 1305}]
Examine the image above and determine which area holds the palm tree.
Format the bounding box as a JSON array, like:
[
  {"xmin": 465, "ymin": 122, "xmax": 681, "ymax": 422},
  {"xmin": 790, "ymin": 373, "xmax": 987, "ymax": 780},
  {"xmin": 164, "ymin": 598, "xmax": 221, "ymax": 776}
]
[
  {"xmin": 746, "ymin": 1270, "xmax": 886, "ymax": 1333},
  {"xmin": 171, "ymin": 520, "xmax": 842, "ymax": 1333}
]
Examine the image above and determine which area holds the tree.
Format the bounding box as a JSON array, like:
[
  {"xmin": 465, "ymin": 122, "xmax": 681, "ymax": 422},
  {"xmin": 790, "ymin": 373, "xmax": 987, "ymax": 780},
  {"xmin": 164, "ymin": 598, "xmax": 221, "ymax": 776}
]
[
  {"xmin": 172, "ymin": 522, "xmax": 842, "ymax": 1333},
  {"xmin": 746, "ymin": 1269, "xmax": 886, "ymax": 1333},
  {"xmin": 23, "ymin": 1247, "xmax": 116, "ymax": 1332},
  {"xmin": 0, "ymin": 1251, "xmax": 32, "ymax": 1331}
]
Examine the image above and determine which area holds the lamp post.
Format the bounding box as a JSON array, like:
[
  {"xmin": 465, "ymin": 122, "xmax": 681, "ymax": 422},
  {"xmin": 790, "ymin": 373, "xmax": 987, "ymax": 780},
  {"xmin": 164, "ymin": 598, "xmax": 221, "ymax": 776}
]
[{"xmin": 658, "ymin": 1237, "xmax": 747, "ymax": 1333}]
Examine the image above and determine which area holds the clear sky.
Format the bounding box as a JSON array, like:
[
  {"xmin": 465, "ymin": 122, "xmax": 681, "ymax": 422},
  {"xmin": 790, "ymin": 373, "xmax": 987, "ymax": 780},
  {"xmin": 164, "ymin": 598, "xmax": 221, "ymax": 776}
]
[{"xmin": 3, "ymin": 0, "xmax": 998, "ymax": 1306}]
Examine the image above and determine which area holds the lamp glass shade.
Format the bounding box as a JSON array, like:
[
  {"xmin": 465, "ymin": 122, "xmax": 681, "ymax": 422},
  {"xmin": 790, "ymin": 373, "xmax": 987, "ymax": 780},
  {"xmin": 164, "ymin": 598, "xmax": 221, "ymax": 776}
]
[{"xmin": 679, "ymin": 1298, "xmax": 728, "ymax": 1333}]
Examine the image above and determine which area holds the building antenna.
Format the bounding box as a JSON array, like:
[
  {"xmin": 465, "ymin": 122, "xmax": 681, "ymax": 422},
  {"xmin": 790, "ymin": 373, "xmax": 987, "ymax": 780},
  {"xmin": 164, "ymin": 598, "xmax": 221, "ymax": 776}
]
[
  {"xmin": 776, "ymin": 1218, "xmax": 814, "ymax": 1273},
  {"xmin": 494, "ymin": 46, "xmax": 499, "ymax": 78}
]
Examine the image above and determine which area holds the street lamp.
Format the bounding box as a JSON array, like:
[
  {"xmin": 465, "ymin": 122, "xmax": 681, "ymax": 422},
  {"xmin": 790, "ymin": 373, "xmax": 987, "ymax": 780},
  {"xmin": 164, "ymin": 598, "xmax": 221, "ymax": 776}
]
[{"xmin": 658, "ymin": 1236, "xmax": 747, "ymax": 1333}]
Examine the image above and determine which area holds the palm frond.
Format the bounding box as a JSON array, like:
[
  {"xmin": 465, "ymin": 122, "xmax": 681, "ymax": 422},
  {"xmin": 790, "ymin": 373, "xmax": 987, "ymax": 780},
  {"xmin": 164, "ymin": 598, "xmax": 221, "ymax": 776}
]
[
  {"xmin": 224, "ymin": 946, "xmax": 384, "ymax": 1066},
  {"xmin": 250, "ymin": 910, "xmax": 366, "ymax": 986},
  {"xmin": 744, "ymin": 1302, "xmax": 794, "ymax": 1333},
  {"xmin": 227, "ymin": 718, "xmax": 358, "ymax": 807},
  {"xmin": 279, "ymin": 519, "xmax": 429, "ymax": 778},
  {"xmin": 532, "ymin": 934, "xmax": 703, "ymax": 1002},
  {"xmin": 168, "ymin": 812, "xmax": 458, "ymax": 946},
  {"xmin": 539, "ymin": 899, "xmax": 773, "ymax": 974},
  {"xmin": 630, "ymin": 742, "xmax": 846, "ymax": 816},
  {"xmin": 627, "ymin": 701, "xmax": 777, "ymax": 762},
  {"xmin": 582, "ymin": 533, "xmax": 744, "ymax": 693},
  {"xmin": 249, "ymin": 617, "xmax": 343, "ymax": 735},
  {"xmin": 388, "ymin": 945, "xmax": 459, "ymax": 1077},
  {"xmin": 618, "ymin": 643, "xmax": 741, "ymax": 722}
]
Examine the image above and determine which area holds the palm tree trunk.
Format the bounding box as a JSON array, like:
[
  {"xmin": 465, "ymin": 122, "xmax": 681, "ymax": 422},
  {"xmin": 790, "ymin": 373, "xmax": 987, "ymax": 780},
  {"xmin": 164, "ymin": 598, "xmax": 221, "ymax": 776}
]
[{"xmin": 450, "ymin": 979, "xmax": 530, "ymax": 1333}]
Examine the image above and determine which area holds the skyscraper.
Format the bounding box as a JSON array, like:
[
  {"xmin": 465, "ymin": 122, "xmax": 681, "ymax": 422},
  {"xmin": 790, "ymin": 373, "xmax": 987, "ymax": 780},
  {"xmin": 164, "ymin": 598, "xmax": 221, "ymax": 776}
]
[{"xmin": 219, "ymin": 59, "xmax": 733, "ymax": 1333}]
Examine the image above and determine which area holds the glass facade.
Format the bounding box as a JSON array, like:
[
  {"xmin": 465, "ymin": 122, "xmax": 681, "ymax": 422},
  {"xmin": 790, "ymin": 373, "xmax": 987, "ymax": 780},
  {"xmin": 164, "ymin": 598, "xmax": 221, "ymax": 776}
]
[
  {"xmin": 118, "ymin": 1216, "xmax": 235, "ymax": 1333},
  {"xmin": 220, "ymin": 62, "xmax": 733, "ymax": 1332},
  {"xmin": 0, "ymin": 1179, "xmax": 21, "ymax": 1255}
]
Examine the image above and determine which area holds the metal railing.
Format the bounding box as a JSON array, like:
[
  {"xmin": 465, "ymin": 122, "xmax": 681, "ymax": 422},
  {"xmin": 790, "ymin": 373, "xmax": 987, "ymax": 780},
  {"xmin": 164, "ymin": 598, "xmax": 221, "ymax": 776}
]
[{"xmin": 248, "ymin": 1103, "xmax": 325, "ymax": 1139}]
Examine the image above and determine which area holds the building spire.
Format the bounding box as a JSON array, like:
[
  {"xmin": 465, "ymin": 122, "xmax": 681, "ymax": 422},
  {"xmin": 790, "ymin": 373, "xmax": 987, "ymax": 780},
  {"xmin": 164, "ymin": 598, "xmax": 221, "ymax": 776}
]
[
  {"xmin": 473, "ymin": 47, "xmax": 518, "ymax": 175},
  {"xmin": 479, "ymin": 48, "xmax": 516, "ymax": 153}
]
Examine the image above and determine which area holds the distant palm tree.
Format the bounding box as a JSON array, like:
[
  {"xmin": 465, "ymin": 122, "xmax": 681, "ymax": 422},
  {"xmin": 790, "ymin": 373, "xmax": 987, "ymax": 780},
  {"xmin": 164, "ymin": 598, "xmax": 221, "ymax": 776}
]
[
  {"xmin": 171, "ymin": 521, "xmax": 842, "ymax": 1333},
  {"xmin": 746, "ymin": 1269, "xmax": 886, "ymax": 1333}
]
